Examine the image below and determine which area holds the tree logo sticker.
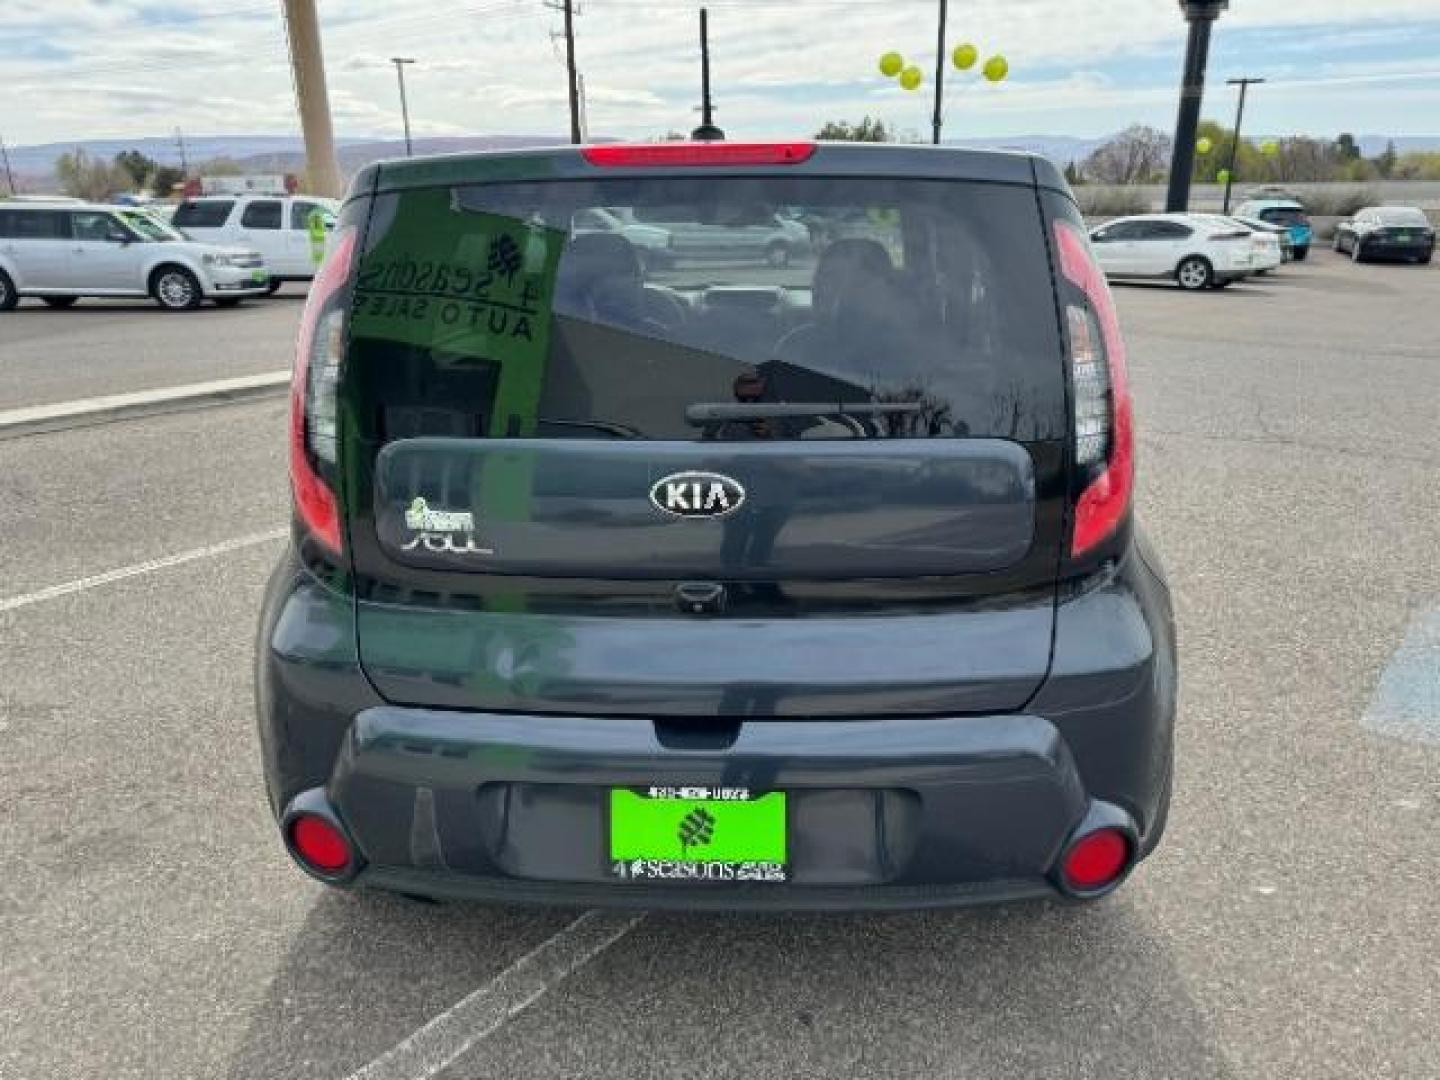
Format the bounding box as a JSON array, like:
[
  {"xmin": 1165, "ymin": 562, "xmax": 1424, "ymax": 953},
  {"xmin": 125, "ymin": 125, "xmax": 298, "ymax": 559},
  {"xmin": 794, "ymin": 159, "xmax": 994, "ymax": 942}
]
[{"xmin": 677, "ymin": 807, "xmax": 716, "ymax": 853}]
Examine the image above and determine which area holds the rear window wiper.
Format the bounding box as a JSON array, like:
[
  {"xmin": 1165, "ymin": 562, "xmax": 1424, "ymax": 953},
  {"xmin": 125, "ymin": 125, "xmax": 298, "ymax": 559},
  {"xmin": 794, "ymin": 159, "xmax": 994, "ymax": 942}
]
[{"xmin": 685, "ymin": 401, "xmax": 924, "ymax": 425}]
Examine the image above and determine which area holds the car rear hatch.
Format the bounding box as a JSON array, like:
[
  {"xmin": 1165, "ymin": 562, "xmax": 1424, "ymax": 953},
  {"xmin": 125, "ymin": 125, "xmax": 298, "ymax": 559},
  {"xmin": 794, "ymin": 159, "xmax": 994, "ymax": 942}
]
[{"xmin": 328, "ymin": 144, "xmax": 1075, "ymax": 718}]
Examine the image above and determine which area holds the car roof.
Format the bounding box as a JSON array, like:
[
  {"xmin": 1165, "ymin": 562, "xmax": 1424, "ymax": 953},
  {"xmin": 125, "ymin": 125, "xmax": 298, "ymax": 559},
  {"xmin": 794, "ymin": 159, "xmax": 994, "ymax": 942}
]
[
  {"xmin": 0, "ymin": 200, "xmax": 118, "ymax": 212},
  {"xmin": 1240, "ymin": 197, "xmax": 1304, "ymax": 209},
  {"xmin": 355, "ymin": 142, "xmax": 1069, "ymax": 197}
]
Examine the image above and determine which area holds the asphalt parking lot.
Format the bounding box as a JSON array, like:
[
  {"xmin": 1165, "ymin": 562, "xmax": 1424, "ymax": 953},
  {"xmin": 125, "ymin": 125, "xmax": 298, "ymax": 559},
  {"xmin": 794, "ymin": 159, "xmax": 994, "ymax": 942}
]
[{"xmin": 2, "ymin": 251, "xmax": 1438, "ymax": 1079}]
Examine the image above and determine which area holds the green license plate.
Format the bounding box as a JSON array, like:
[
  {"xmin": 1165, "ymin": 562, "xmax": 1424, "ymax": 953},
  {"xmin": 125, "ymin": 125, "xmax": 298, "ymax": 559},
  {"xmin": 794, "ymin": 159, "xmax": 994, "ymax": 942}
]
[{"xmin": 609, "ymin": 787, "xmax": 787, "ymax": 883}]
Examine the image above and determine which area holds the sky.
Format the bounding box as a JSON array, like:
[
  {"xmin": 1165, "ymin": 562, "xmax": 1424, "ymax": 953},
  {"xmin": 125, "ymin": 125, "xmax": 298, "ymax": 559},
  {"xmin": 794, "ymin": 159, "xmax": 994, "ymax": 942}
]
[{"xmin": 4, "ymin": 0, "xmax": 1440, "ymax": 148}]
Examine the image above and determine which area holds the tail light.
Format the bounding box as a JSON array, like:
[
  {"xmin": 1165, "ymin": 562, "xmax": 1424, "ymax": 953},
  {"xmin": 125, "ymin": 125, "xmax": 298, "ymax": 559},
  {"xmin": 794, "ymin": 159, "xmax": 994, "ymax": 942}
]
[
  {"xmin": 290, "ymin": 225, "xmax": 357, "ymax": 555},
  {"xmin": 1054, "ymin": 219, "xmax": 1134, "ymax": 558},
  {"xmin": 289, "ymin": 813, "xmax": 354, "ymax": 874},
  {"xmin": 583, "ymin": 142, "xmax": 815, "ymax": 167},
  {"xmin": 1060, "ymin": 827, "xmax": 1132, "ymax": 892}
]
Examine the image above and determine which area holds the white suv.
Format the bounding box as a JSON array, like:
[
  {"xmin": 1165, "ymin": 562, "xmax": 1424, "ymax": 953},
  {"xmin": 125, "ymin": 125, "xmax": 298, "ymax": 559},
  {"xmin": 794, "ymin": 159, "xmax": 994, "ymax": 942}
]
[
  {"xmin": 0, "ymin": 201, "xmax": 269, "ymax": 312},
  {"xmin": 1089, "ymin": 212, "xmax": 1257, "ymax": 291},
  {"xmin": 172, "ymin": 194, "xmax": 338, "ymax": 291}
]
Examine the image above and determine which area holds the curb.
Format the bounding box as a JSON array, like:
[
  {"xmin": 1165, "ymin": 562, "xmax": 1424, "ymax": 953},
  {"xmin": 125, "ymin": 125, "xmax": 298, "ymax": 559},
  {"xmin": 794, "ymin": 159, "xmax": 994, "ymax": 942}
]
[{"xmin": 0, "ymin": 371, "xmax": 291, "ymax": 439}]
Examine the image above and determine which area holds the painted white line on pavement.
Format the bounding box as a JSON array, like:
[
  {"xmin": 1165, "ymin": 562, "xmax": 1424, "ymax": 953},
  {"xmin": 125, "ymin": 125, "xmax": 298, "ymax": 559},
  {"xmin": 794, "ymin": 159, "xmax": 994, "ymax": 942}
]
[
  {"xmin": 1363, "ymin": 603, "xmax": 1440, "ymax": 746},
  {"xmin": 0, "ymin": 528, "xmax": 287, "ymax": 614},
  {"xmin": 0, "ymin": 371, "xmax": 290, "ymax": 437},
  {"xmin": 347, "ymin": 910, "xmax": 645, "ymax": 1080}
]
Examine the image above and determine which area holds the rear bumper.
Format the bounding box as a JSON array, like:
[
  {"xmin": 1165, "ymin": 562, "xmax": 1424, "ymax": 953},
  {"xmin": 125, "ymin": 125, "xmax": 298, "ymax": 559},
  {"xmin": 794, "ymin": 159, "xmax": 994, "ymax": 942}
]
[
  {"xmin": 256, "ymin": 537, "xmax": 1176, "ymax": 910},
  {"xmin": 285, "ymin": 708, "xmax": 1136, "ymax": 909}
]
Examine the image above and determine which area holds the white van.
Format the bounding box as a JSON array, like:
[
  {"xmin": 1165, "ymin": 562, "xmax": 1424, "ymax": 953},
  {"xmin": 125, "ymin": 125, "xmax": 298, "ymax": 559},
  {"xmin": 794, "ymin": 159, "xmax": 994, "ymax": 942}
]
[
  {"xmin": 0, "ymin": 201, "xmax": 269, "ymax": 311},
  {"xmin": 172, "ymin": 193, "xmax": 339, "ymax": 291}
]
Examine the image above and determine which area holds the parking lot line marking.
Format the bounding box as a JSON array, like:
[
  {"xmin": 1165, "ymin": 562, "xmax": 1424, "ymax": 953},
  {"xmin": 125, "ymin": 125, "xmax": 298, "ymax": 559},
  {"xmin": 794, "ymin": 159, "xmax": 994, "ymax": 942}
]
[
  {"xmin": 0, "ymin": 528, "xmax": 288, "ymax": 614},
  {"xmin": 346, "ymin": 910, "xmax": 645, "ymax": 1080},
  {"xmin": 1363, "ymin": 603, "xmax": 1440, "ymax": 746}
]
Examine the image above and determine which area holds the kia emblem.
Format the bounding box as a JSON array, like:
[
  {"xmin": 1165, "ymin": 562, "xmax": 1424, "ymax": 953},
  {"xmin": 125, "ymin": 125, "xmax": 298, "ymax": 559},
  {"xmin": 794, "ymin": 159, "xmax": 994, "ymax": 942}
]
[{"xmin": 650, "ymin": 471, "xmax": 746, "ymax": 519}]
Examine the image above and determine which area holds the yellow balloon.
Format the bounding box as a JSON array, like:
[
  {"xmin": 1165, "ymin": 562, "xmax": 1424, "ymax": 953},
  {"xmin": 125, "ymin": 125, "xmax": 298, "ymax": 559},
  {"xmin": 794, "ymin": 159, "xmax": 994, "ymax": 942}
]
[
  {"xmin": 1261, "ymin": 140, "xmax": 1280, "ymax": 157},
  {"xmin": 983, "ymin": 55, "xmax": 1009, "ymax": 83},
  {"xmin": 1196, "ymin": 136, "xmax": 1213, "ymax": 155},
  {"xmin": 879, "ymin": 52, "xmax": 904, "ymax": 78},
  {"xmin": 952, "ymin": 43, "xmax": 978, "ymax": 71},
  {"xmin": 900, "ymin": 65, "xmax": 923, "ymax": 91}
]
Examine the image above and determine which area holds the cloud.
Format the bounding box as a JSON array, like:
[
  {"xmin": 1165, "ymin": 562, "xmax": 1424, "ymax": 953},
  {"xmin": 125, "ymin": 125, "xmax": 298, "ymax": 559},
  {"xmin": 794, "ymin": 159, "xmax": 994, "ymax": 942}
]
[{"xmin": 3, "ymin": 0, "xmax": 1440, "ymax": 145}]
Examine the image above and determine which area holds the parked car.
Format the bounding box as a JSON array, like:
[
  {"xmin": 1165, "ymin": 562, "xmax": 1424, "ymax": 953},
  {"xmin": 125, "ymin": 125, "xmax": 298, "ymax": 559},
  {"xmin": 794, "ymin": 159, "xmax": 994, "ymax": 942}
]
[
  {"xmin": 1232, "ymin": 213, "xmax": 1295, "ymax": 262},
  {"xmin": 258, "ymin": 141, "xmax": 1176, "ymax": 910},
  {"xmin": 172, "ymin": 193, "xmax": 338, "ymax": 292},
  {"xmin": 1332, "ymin": 206, "xmax": 1435, "ymax": 265},
  {"xmin": 626, "ymin": 203, "xmax": 812, "ymax": 267},
  {"xmin": 1089, "ymin": 212, "xmax": 1257, "ymax": 290},
  {"xmin": 1232, "ymin": 197, "xmax": 1312, "ymax": 261},
  {"xmin": 1200, "ymin": 215, "xmax": 1283, "ymax": 273},
  {"xmin": 571, "ymin": 206, "xmax": 674, "ymax": 268},
  {"xmin": 0, "ymin": 200, "xmax": 268, "ymax": 311}
]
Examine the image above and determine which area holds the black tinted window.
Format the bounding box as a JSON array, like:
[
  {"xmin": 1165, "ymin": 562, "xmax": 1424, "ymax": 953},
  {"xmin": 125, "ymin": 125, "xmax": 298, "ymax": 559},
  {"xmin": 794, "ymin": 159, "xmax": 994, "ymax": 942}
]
[
  {"xmin": 1259, "ymin": 207, "xmax": 1306, "ymax": 226},
  {"xmin": 348, "ymin": 177, "xmax": 1065, "ymax": 443},
  {"xmin": 290, "ymin": 200, "xmax": 332, "ymax": 230},
  {"xmin": 241, "ymin": 200, "xmax": 282, "ymax": 229},
  {"xmin": 0, "ymin": 209, "xmax": 69, "ymax": 239},
  {"xmin": 172, "ymin": 200, "xmax": 234, "ymax": 228}
]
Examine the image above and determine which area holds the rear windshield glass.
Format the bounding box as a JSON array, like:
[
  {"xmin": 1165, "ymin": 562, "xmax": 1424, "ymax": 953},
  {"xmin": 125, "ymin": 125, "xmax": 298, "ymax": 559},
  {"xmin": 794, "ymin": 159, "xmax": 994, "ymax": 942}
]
[
  {"xmin": 1259, "ymin": 206, "xmax": 1307, "ymax": 226},
  {"xmin": 1373, "ymin": 207, "xmax": 1429, "ymax": 227},
  {"xmin": 172, "ymin": 200, "xmax": 234, "ymax": 228},
  {"xmin": 348, "ymin": 177, "xmax": 1064, "ymax": 443}
]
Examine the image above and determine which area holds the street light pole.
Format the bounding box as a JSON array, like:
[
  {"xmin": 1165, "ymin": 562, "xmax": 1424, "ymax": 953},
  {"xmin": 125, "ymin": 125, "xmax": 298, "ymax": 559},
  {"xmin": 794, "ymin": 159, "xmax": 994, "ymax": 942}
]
[
  {"xmin": 391, "ymin": 57, "xmax": 415, "ymax": 157},
  {"xmin": 1165, "ymin": 0, "xmax": 1228, "ymax": 212},
  {"xmin": 931, "ymin": 0, "xmax": 948, "ymax": 145},
  {"xmin": 0, "ymin": 134, "xmax": 17, "ymax": 195},
  {"xmin": 1222, "ymin": 76, "xmax": 1264, "ymax": 213}
]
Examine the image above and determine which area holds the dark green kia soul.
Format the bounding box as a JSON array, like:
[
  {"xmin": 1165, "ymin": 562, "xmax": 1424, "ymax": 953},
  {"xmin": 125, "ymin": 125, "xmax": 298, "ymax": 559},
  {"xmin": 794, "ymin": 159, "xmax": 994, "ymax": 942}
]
[{"xmin": 257, "ymin": 142, "xmax": 1176, "ymax": 909}]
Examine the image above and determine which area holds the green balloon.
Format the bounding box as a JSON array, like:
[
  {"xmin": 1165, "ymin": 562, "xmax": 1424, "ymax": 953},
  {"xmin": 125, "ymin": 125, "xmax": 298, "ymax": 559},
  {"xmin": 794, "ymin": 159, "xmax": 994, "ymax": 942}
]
[
  {"xmin": 879, "ymin": 52, "xmax": 904, "ymax": 78},
  {"xmin": 900, "ymin": 65, "xmax": 923, "ymax": 91},
  {"xmin": 1216, "ymin": 168, "xmax": 1232, "ymax": 184},
  {"xmin": 952, "ymin": 43, "xmax": 978, "ymax": 71},
  {"xmin": 983, "ymin": 55, "xmax": 1009, "ymax": 83},
  {"xmin": 1196, "ymin": 137, "xmax": 1213, "ymax": 155}
]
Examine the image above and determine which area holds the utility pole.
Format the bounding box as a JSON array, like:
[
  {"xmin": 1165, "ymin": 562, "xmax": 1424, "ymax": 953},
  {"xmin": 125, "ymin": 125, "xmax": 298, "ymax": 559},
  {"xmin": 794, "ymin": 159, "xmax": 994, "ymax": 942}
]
[
  {"xmin": 562, "ymin": 0, "xmax": 581, "ymax": 144},
  {"xmin": 391, "ymin": 58, "xmax": 415, "ymax": 157},
  {"xmin": 174, "ymin": 127, "xmax": 189, "ymax": 175},
  {"xmin": 1222, "ymin": 76, "xmax": 1264, "ymax": 213},
  {"xmin": 282, "ymin": 0, "xmax": 343, "ymax": 197},
  {"xmin": 692, "ymin": 7, "xmax": 724, "ymax": 140},
  {"xmin": 931, "ymin": 0, "xmax": 948, "ymax": 145},
  {"xmin": 1166, "ymin": 0, "xmax": 1228, "ymax": 212},
  {"xmin": 0, "ymin": 135, "xmax": 16, "ymax": 195}
]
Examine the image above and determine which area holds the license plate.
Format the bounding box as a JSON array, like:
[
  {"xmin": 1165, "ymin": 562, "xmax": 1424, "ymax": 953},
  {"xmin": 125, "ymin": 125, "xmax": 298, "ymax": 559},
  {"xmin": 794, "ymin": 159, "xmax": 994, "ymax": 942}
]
[{"xmin": 609, "ymin": 787, "xmax": 787, "ymax": 883}]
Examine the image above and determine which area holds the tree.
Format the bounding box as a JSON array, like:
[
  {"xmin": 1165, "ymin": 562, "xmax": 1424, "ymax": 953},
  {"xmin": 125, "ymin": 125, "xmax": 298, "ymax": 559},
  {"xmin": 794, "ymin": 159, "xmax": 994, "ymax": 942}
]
[
  {"xmin": 815, "ymin": 116, "xmax": 893, "ymax": 143},
  {"xmin": 149, "ymin": 164, "xmax": 186, "ymax": 196},
  {"xmin": 114, "ymin": 149, "xmax": 158, "ymax": 189},
  {"xmin": 1373, "ymin": 140, "xmax": 1398, "ymax": 180},
  {"xmin": 1082, "ymin": 124, "xmax": 1172, "ymax": 185},
  {"xmin": 55, "ymin": 149, "xmax": 126, "ymax": 201},
  {"xmin": 1335, "ymin": 132, "xmax": 1361, "ymax": 163},
  {"xmin": 1063, "ymin": 160, "xmax": 1084, "ymax": 186}
]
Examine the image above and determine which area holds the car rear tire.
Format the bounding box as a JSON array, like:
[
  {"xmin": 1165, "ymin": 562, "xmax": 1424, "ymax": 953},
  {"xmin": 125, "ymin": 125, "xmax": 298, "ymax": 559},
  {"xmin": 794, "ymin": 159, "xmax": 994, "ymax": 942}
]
[
  {"xmin": 1351, "ymin": 243, "xmax": 1367, "ymax": 264},
  {"xmin": 42, "ymin": 296, "xmax": 79, "ymax": 309},
  {"xmin": 266, "ymin": 278, "xmax": 283, "ymax": 295},
  {"xmin": 765, "ymin": 241, "xmax": 791, "ymax": 268},
  {"xmin": 1292, "ymin": 246, "xmax": 1309, "ymax": 262},
  {"xmin": 152, "ymin": 266, "xmax": 202, "ymax": 311},
  {"xmin": 0, "ymin": 270, "xmax": 17, "ymax": 311},
  {"xmin": 1419, "ymin": 253, "xmax": 1432, "ymax": 265},
  {"xmin": 1176, "ymin": 256, "xmax": 1213, "ymax": 291}
]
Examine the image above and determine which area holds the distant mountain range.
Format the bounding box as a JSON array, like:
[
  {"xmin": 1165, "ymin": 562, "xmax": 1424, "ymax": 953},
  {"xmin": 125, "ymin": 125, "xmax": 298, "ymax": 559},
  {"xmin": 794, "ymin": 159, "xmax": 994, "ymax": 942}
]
[{"xmin": 6, "ymin": 132, "xmax": 1439, "ymax": 187}]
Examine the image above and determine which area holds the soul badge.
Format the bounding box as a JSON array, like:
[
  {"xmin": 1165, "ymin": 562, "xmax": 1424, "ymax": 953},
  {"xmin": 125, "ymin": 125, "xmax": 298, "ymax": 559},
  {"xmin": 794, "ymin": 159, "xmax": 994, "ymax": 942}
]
[{"xmin": 401, "ymin": 496, "xmax": 494, "ymax": 556}]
